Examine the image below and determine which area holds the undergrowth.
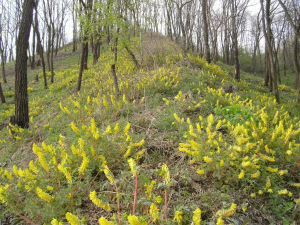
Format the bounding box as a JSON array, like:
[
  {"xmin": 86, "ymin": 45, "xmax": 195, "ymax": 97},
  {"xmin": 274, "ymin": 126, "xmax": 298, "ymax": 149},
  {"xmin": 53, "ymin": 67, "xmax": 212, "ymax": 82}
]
[{"xmin": 0, "ymin": 39, "xmax": 299, "ymax": 225}]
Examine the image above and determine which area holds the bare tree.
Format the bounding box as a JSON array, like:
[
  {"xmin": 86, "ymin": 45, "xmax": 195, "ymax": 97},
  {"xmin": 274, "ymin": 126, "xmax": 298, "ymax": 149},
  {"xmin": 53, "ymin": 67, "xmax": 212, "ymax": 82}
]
[
  {"xmin": 34, "ymin": 0, "xmax": 47, "ymax": 88},
  {"xmin": 278, "ymin": 0, "xmax": 300, "ymax": 103},
  {"xmin": 260, "ymin": 0, "xmax": 280, "ymax": 103},
  {"xmin": 14, "ymin": 0, "xmax": 35, "ymax": 128},
  {"xmin": 202, "ymin": 0, "xmax": 211, "ymax": 63},
  {"xmin": 0, "ymin": 82, "xmax": 5, "ymax": 103},
  {"xmin": 77, "ymin": 0, "xmax": 93, "ymax": 91}
]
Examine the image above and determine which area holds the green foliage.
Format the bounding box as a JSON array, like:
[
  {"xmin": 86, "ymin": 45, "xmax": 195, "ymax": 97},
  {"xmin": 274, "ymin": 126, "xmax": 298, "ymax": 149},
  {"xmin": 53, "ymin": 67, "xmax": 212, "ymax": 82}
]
[{"xmin": 214, "ymin": 104, "xmax": 258, "ymax": 125}]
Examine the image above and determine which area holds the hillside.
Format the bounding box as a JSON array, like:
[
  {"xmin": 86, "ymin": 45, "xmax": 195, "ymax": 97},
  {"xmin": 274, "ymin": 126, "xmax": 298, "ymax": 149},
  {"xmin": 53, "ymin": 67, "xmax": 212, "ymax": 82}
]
[{"xmin": 0, "ymin": 36, "xmax": 299, "ymax": 225}]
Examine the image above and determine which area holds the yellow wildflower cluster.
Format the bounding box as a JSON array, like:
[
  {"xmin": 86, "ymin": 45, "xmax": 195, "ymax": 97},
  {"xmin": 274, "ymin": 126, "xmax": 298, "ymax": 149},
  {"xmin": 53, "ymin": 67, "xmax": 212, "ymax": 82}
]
[{"xmin": 176, "ymin": 88, "xmax": 299, "ymax": 200}]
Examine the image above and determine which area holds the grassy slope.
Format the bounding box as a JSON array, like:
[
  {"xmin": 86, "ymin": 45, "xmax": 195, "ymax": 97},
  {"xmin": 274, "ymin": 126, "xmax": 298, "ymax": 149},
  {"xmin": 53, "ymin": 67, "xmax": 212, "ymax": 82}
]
[{"xmin": 0, "ymin": 36, "xmax": 299, "ymax": 224}]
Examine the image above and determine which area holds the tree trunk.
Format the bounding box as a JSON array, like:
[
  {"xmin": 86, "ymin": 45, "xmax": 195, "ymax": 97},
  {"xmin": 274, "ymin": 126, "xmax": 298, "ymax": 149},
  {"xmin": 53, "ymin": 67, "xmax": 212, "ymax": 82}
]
[
  {"xmin": 283, "ymin": 40, "xmax": 287, "ymax": 77},
  {"xmin": 0, "ymin": 82, "xmax": 5, "ymax": 103},
  {"xmin": 294, "ymin": 33, "xmax": 300, "ymax": 103},
  {"xmin": 293, "ymin": 33, "xmax": 300, "ymax": 89},
  {"xmin": 76, "ymin": 0, "xmax": 93, "ymax": 91},
  {"xmin": 111, "ymin": 27, "xmax": 120, "ymax": 95},
  {"xmin": 202, "ymin": 0, "xmax": 211, "ymax": 63},
  {"xmin": 125, "ymin": 46, "xmax": 140, "ymax": 69},
  {"xmin": 31, "ymin": 26, "xmax": 36, "ymax": 69},
  {"xmin": 1, "ymin": 57, "xmax": 7, "ymax": 83},
  {"xmin": 72, "ymin": 0, "xmax": 77, "ymax": 52},
  {"xmin": 77, "ymin": 41, "xmax": 88, "ymax": 91},
  {"xmin": 231, "ymin": 0, "xmax": 240, "ymax": 81},
  {"xmin": 34, "ymin": 1, "xmax": 47, "ymax": 89},
  {"xmin": 91, "ymin": 36, "xmax": 101, "ymax": 65},
  {"xmin": 14, "ymin": 0, "xmax": 35, "ymax": 128},
  {"xmin": 50, "ymin": 42, "xmax": 54, "ymax": 83},
  {"xmin": 260, "ymin": 0, "xmax": 280, "ymax": 103}
]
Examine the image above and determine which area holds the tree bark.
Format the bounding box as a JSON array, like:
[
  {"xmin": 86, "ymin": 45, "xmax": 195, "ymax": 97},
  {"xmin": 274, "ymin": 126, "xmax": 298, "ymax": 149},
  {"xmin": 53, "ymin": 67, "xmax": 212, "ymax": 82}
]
[
  {"xmin": 14, "ymin": 0, "xmax": 35, "ymax": 128},
  {"xmin": 125, "ymin": 46, "xmax": 140, "ymax": 69},
  {"xmin": 111, "ymin": 27, "xmax": 120, "ymax": 95},
  {"xmin": 31, "ymin": 26, "xmax": 36, "ymax": 69},
  {"xmin": 0, "ymin": 56, "xmax": 7, "ymax": 83},
  {"xmin": 34, "ymin": 0, "xmax": 47, "ymax": 89},
  {"xmin": 231, "ymin": 0, "xmax": 240, "ymax": 81},
  {"xmin": 260, "ymin": 0, "xmax": 280, "ymax": 103},
  {"xmin": 77, "ymin": 41, "xmax": 88, "ymax": 91},
  {"xmin": 0, "ymin": 82, "xmax": 5, "ymax": 103},
  {"xmin": 77, "ymin": 0, "xmax": 93, "ymax": 91},
  {"xmin": 202, "ymin": 0, "xmax": 211, "ymax": 63}
]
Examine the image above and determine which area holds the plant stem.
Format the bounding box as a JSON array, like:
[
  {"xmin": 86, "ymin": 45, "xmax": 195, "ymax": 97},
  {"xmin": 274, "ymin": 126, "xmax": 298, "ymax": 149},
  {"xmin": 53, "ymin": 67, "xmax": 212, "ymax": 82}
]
[
  {"xmin": 133, "ymin": 174, "xmax": 138, "ymax": 215},
  {"xmin": 115, "ymin": 183, "xmax": 121, "ymax": 224},
  {"xmin": 164, "ymin": 189, "xmax": 168, "ymax": 219}
]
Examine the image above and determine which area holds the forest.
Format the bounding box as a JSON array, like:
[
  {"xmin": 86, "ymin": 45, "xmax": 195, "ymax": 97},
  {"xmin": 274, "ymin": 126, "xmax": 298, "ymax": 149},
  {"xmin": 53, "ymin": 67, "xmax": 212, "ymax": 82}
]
[{"xmin": 0, "ymin": 0, "xmax": 299, "ymax": 224}]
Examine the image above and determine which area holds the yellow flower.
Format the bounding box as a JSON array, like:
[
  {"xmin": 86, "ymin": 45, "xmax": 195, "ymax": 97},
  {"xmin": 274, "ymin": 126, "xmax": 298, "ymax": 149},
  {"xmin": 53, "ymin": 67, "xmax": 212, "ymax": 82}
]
[
  {"xmin": 36, "ymin": 187, "xmax": 52, "ymax": 203},
  {"xmin": 98, "ymin": 217, "xmax": 114, "ymax": 225},
  {"xmin": 70, "ymin": 122, "xmax": 80, "ymax": 134},
  {"xmin": 58, "ymin": 164, "xmax": 72, "ymax": 184},
  {"xmin": 145, "ymin": 181, "xmax": 156, "ymax": 200},
  {"xmin": 216, "ymin": 217, "xmax": 224, "ymax": 225},
  {"xmin": 162, "ymin": 98, "xmax": 170, "ymax": 106},
  {"xmin": 37, "ymin": 152, "xmax": 50, "ymax": 172},
  {"xmin": 278, "ymin": 189, "xmax": 288, "ymax": 195},
  {"xmin": 217, "ymin": 203, "xmax": 237, "ymax": 218},
  {"xmin": 124, "ymin": 122, "xmax": 131, "ymax": 134},
  {"xmin": 286, "ymin": 150, "xmax": 292, "ymax": 155},
  {"xmin": 251, "ymin": 170, "xmax": 260, "ymax": 179},
  {"xmin": 258, "ymin": 190, "xmax": 263, "ymax": 195},
  {"xmin": 128, "ymin": 158, "xmax": 138, "ymax": 177},
  {"xmin": 173, "ymin": 211, "xmax": 183, "ymax": 224},
  {"xmin": 267, "ymin": 189, "xmax": 273, "ymax": 193},
  {"xmin": 193, "ymin": 208, "xmax": 201, "ymax": 225},
  {"xmin": 238, "ymin": 170, "xmax": 245, "ymax": 179},
  {"xmin": 161, "ymin": 164, "xmax": 171, "ymax": 186},
  {"xmin": 220, "ymin": 160, "xmax": 224, "ymax": 167},
  {"xmin": 241, "ymin": 161, "xmax": 251, "ymax": 167},
  {"xmin": 47, "ymin": 185, "xmax": 54, "ymax": 191},
  {"xmin": 128, "ymin": 215, "xmax": 147, "ymax": 225},
  {"xmin": 104, "ymin": 125, "xmax": 112, "ymax": 135},
  {"xmin": 66, "ymin": 212, "xmax": 81, "ymax": 225},
  {"xmin": 51, "ymin": 219, "xmax": 64, "ymax": 225},
  {"xmin": 203, "ymin": 156, "xmax": 213, "ymax": 163},
  {"xmin": 149, "ymin": 203, "xmax": 159, "ymax": 222},
  {"xmin": 0, "ymin": 184, "xmax": 9, "ymax": 203},
  {"xmin": 114, "ymin": 123, "xmax": 119, "ymax": 134},
  {"xmin": 197, "ymin": 169, "xmax": 205, "ymax": 175},
  {"xmin": 136, "ymin": 148, "xmax": 146, "ymax": 158},
  {"xmin": 123, "ymin": 94, "xmax": 128, "ymax": 104},
  {"xmin": 266, "ymin": 177, "xmax": 271, "ymax": 188},
  {"xmin": 290, "ymin": 183, "xmax": 300, "ymax": 187},
  {"xmin": 155, "ymin": 195, "xmax": 162, "ymax": 204},
  {"xmin": 266, "ymin": 167, "xmax": 278, "ymax": 173},
  {"xmin": 102, "ymin": 165, "xmax": 115, "ymax": 185},
  {"xmin": 260, "ymin": 154, "xmax": 275, "ymax": 162},
  {"xmin": 78, "ymin": 153, "xmax": 89, "ymax": 175},
  {"xmin": 140, "ymin": 97, "xmax": 145, "ymax": 103},
  {"xmin": 89, "ymin": 191, "xmax": 111, "ymax": 211},
  {"xmin": 250, "ymin": 193, "xmax": 256, "ymax": 198},
  {"xmin": 174, "ymin": 113, "xmax": 182, "ymax": 123},
  {"xmin": 278, "ymin": 170, "xmax": 288, "ymax": 176},
  {"xmin": 207, "ymin": 114, "xmax": 214, "ymax": 126},
  {"xmin": 294, "ymin": 198, "xmax": 300, "ymax": 203},
  {"xmin": 133, "ymin": 139, "xmax": 145, "ymax": 147}
]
